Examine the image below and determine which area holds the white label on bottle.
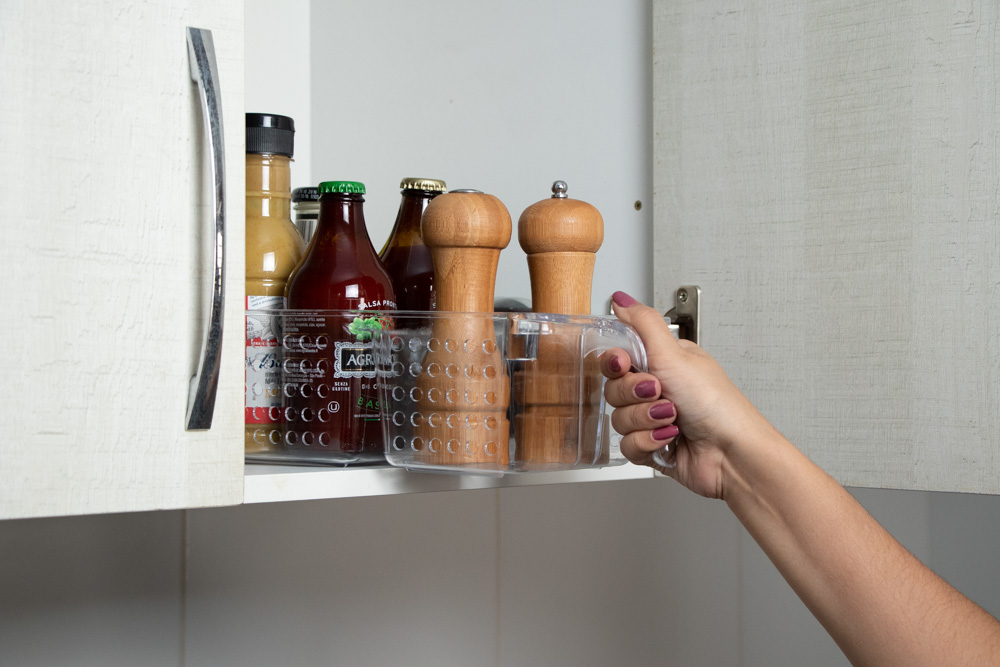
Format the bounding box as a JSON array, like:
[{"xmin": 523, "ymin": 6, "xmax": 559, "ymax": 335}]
[
  {"xmin": 246, "ymin": 296, "xmax": 285, "ymax": 424},
  {"xmin": 331, "ymin": 312, "xmax": 393, "ymax": 380},
  {"xmin": 333, "ymin": 341, "xmax": 376, "ymax": 378}
]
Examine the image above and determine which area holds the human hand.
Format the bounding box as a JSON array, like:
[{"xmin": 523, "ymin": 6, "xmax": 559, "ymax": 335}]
[{"xmin": 601, "ymin": 291, "xmax": 772, "ymax": 500}]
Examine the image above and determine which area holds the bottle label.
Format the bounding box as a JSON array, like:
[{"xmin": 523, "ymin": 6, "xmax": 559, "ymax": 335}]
[
  {"xmin": 280, "ymin": 308, "xmax": 396, "ymax": 445},
  {"xmin": 334, "ymin": 342, "xmax": 376, "ymax": 377},
  {"xmin": 245, "ymin": 296, "xmax": 285, "ymax": 424},
  {"xmin": 331, "ymin": 314, "xmax": 391, "ymax": 378},
  {"xmin": 335, "ymin": 313, "xmax": 394, "ymax": 421}
]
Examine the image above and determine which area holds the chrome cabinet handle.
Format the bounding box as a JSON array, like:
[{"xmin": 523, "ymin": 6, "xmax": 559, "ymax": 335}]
[{"xmin": 185, "ymin": 27, "xmax": 226, "ymax": 431}]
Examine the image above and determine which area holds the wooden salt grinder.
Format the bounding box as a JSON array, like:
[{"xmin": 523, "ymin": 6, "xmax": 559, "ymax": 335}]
[
  {"xmin": 516, "ymin": 181, "xmax": 604, "ymax": 465},
  {"xmin": 417, "ymin": 190, "xmax": 512, "ymax": 467}
]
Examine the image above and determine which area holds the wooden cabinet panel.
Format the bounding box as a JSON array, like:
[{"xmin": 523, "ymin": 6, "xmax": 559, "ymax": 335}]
[
  {"xmin": 653, "ymin": 1, "xmax": 999, "ymax": 492},
  {"xmin": 0, "ymin": 0, "xmax": 245, "ymax": 518}
]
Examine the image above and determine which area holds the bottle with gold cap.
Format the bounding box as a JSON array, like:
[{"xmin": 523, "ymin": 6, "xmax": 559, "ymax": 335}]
[{"xmin": 378, "ymin": 177, "xmax": 447, "ymax": 311}]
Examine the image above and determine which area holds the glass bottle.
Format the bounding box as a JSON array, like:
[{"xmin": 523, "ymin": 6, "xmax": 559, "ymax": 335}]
[
  {"xmin": 378, "ymin": 178, "xmax": 446, "ymax": 311},
  {"xmin": 283, "ymin": 181, "xmax": 396, "ymax": 463},
  {"xmin": 292, "ymin": 186, "xmax": 320, "ymax": 244},
  {"xmin": 245, "ymin": 113, "xmax": 305, "ymax": 455}
]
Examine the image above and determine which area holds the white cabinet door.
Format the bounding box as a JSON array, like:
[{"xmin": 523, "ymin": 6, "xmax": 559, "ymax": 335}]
[
  {"xmin": 0, "ymin": 0, "xmax": 245, "ymax": 518},
  {"xmin": 653, "ymin": 2, "xmax": 999, "ymax": 493}
]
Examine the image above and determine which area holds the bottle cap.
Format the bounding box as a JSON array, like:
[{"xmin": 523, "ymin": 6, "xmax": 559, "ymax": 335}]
[
  {"xmin": 318, "ymin": 181, "xmax": 366, "ymax": 195},
  {"xmin": 292, "ymin": 186, "xmax": 320, "ymax": 202},
  {"xmin": 400, "ymin": 178, "xmax": 447, "ymax": 192},
  {"xmin": 246, "ymin": 113, "xmax": 295, "ymax": 157}
]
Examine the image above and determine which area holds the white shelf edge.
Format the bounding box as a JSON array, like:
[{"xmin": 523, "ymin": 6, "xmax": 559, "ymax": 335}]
[{"xmin": 243, "ymin": 463, "xmax": 655, "ymax": 505}]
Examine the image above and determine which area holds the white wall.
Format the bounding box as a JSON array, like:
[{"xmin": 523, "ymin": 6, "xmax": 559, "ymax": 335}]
[
  {"xmin": 3, "ymin": 485, "xmax": 997, "ymax": 666},
  {"xmin": 1, "ymin": 3, "xmax": 999, "ymax": 667},
  {"xmin": 244, "ymin": 0, "xmax": 313, "ymax": 189},
  {"xmin": 0, "ymin": 511, "xmax": 185, "ymax": 666},
  {"xmin": 307, "ymin": 0, "xmax": 653, "ymax": 312}
]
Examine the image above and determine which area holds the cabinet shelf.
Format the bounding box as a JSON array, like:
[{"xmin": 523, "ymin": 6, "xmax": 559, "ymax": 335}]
[{"xmin": 243, "ymin": 463, "xmax": 654, "ymax": 505}]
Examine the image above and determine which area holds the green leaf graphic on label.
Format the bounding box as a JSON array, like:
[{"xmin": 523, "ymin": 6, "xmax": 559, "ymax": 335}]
[{"xmin": 347, "ymin": 316, "xmax": 384, "ymax": 342}]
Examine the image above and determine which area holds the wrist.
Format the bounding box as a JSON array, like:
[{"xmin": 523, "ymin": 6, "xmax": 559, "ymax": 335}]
[{"xmin": 718, "ymin": 414, "xmax": 792, "ymax": 509}]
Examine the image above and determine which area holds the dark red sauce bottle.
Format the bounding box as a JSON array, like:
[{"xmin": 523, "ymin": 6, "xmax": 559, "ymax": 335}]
[{"xmin": 283, "ymin": 180, "xmax": 396, "ymax": 464}]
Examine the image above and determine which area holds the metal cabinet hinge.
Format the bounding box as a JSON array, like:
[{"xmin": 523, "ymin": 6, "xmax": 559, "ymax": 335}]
[{"xmin": 665, "ymin": 286, "xmax": 701, "ymax": 345}]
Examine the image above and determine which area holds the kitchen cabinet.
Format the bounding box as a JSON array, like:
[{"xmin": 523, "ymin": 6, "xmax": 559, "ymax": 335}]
[
  {"xmin": 13, "ymin": 0, "xmax": 988, "ymax": 520},
  {"xmin": 0, "ymin": 0, "xmax": 246, "ymax": 519},
  {"xmin": 653, "ymin": 1, "xmax": 1000, "ymax": 493},
  {"xmin": 0, "ymin": 0, "xmax": 652, "ymax": 520}
]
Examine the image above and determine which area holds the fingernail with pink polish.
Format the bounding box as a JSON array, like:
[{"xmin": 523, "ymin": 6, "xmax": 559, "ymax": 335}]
[
  {"xmin": 653, "ymin": 425, "xmax": 680, "ymax": 441},
  {"xmin": 612, "ymin": 291, "xmax": 637, "ymax": 308},
  {"xmin": 635, "ymin": 380, "xmax": 658, "ymax": 399},
  {"xmin": 607, "ymin": 354, "xmax": 622, "ymax": 373},
  {"xmin": 649, "ymin": 402, "xmax": 675, "ymax": 420}
]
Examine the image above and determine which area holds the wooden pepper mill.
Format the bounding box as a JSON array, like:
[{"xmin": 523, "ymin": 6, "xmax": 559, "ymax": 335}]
[
  {"xmin": 515, "ymin": 181, "xmax": 604, "ymax": 466},
  {"xmin": 415, "ymin": 190, "xmax": 512, "ymax": 468}
]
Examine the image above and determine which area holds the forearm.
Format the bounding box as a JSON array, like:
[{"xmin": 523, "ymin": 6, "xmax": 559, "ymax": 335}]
[{"xmin": 723, "ymin": 427, "xmax": 1000, "ymax": 667}]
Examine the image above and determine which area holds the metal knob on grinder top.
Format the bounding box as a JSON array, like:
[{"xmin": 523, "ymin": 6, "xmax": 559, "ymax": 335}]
[{"xmin": 518, "ymin": 180, "xmax": 604, "ymax": 314}]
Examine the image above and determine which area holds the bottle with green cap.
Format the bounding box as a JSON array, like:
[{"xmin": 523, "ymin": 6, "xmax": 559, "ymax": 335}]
[
  {"xmin": 283, "ymin": 180, "xmax": 396, "ymax": 463},
  {"xmin": 379, "ymin": 177, "xmax": 447, "ymax": 311}
]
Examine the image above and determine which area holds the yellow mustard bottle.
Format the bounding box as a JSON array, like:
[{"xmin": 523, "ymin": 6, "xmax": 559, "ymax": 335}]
[{"xmin": 245, "ymin": 113, "xmax": 305, "ymax": 454}]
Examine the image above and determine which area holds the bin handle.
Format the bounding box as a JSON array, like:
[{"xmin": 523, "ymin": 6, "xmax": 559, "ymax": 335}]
[{"xmin": 653, "ymin": 285, "xmax": 701, "ymax": 468}]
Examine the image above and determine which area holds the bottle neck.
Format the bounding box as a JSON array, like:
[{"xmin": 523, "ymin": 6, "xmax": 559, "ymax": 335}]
[
  {"xmin": 246, "ymin": 153, "xmax": 292, "ymax": 220},
  {"xmin": 399, "ymin": 189, "xmax": 438, "ymax": 231},
  {"xmin": 383, "ymin": 189, "xmax": 439, "ymax": 249},
  {"xmin": 316, "ymin": 193, "xmax": 371, "ymax": 243}
]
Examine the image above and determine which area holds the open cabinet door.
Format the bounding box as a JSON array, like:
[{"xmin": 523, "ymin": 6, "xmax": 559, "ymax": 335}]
[
  {"xmin": 0, "ymin": 0, "xmax": 245, "ymax": 518},
  {"xmin": 652, "ymin": 1, "xmax": 999, "ymax": 493}
]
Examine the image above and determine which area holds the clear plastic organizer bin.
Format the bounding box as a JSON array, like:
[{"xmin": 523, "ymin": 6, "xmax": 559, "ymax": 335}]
[
  {"xmin": 372, "ymin": 311, "xmax": 647, "ymax": 476},
  {"xmin": 245, "ymin": 309, "xmax": 647, "ymax": 473}
]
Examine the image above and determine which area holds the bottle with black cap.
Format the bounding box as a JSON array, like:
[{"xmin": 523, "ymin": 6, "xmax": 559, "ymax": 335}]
[{"xmin": 245, "ymin": 113, "xmax": 305, "ymax": 455}]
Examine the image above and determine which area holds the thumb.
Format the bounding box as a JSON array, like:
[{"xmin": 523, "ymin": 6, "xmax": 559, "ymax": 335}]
[{"xmin": 611, "ymin": 291, "xmax": 681, "ymax": 368}]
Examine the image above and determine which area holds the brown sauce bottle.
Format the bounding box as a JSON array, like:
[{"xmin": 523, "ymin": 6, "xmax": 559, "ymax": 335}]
[
  {"xmin": 244, "ymin": 113, "xmax": 305, "ymax": 454},
  {"xmin": 378, "ymin": 178, "xmax": 446, "ymax": 311},
  {"xmin": 283, "ymin": 181, "xmax": 396, "ymax": 463}
]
